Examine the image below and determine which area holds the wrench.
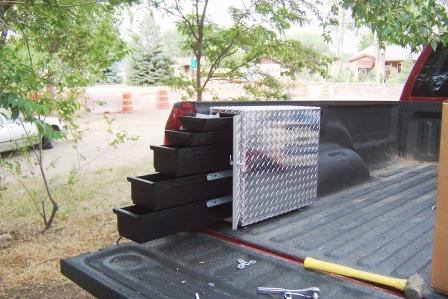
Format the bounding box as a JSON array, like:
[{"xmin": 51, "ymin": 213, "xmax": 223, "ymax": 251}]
[{"xmin": 257, "ymin": 287, "xmax": 320, "ymax": 299}]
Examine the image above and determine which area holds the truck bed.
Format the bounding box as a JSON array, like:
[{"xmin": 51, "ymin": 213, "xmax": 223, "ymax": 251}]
[
  {"xmin": 62, "ymin": 161, "xmax": 442, "ymax": 298},
  {"xmin": 212, "ymin": 161, "xmax": 441, "ymax": 298}
]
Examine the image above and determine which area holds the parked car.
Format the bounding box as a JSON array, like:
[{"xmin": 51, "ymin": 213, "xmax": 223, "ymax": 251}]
[{"xmin": 0, "ymin": 109, "xmax": 63, "ymax": 153}]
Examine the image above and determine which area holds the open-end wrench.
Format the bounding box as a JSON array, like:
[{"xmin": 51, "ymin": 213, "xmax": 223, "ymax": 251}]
[{"xmin": 257, "ymin": 287, "xmax": 320, "ymax": 299}]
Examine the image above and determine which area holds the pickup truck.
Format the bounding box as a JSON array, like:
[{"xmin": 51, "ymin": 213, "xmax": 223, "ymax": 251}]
[{"xmin": 61, "ymin": 44, "xmax": 447, "ymax": 299}]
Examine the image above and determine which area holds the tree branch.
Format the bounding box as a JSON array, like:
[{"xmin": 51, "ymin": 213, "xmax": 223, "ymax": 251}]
[
  {"xmin": 41, "ymin": 200, "xmax": 47, "ymax": 224},
  {"xmin": 194, "ymin": 0, "xmax": 199, "ymax": 28},
  {"xmin": 0, "ymin": 0, "xmax": 104, "ymax": 7},
  {"xmin": 198, "ymin": 0, "xmax": 259, "ymax": 90},
  {"xmin": 200, "ymin": 0, "xmax": 208, "ymax": 29},
  {"xmin": 200, "ymin": 23, "xmax": 256, "ymax": 89},
  {"xmin": 171, "ymin": 0, "xmax": 198, "ymax": 40},
  {"xmin": 202, "ymin": 46, "xmax": 239, "ymax": 89},
  {"xmin": 0, "ymin": 3, "xmax": 12, "ymax": 44},
  {"xmin": 7, "ymin": 173, "xmax": 45, "ymax": 219}
]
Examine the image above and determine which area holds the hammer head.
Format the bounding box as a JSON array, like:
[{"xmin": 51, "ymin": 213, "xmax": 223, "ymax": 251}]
[{"xmin": 404, "ymin": 273, "xmax": 424, "ymax": 299}]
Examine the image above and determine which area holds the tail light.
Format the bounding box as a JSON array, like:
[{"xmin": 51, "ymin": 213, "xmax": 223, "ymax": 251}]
[{"xmin": 164, "ymin": 102, "xmax": 196, "ymax": 145}]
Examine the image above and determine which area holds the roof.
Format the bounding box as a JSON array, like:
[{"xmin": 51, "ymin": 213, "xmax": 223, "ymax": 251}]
[
  {"xmin": 174, "ymin": 57, "xmax": 191, "ymax": 65},
  {"xmin": 350, "ymin": 45, "xmax": 420, "ymax": 62}
]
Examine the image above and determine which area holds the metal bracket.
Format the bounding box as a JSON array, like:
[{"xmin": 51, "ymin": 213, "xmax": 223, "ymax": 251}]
[
  {"xmin": 207, "ymin": 169, "xmax": 232, "ymax": 181},
  {"xmin": 206, "ymin": 196, "xmax": 232, "ymax": 208}
]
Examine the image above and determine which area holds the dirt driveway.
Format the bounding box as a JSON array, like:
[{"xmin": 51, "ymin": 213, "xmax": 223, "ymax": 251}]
[{"xmin": 43, "ymin": 102, "xmax": 170, "ymax": 178}]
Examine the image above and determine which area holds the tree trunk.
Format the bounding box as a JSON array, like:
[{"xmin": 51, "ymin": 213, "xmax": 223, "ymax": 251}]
[
  {"xmin": 334, "ymin": 2, "xmax": 345, "ymax": 74},
  {"xmin": 373, "ymin": 32, "xmax": 385, "ymax": 83},
  {"xmin": 196, "ymin": 54, "xmax": 202, "ymax": 101},
  {"xmin": 37, "ymin": 132, "xmax": 59, "ymax": 230},
  {"xmin": 193, "ymin": 0, "xmax": 208, "ymax": 102}
]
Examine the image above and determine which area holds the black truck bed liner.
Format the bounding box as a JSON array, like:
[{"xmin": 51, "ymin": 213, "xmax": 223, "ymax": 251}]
[
  {"xmin": 61, "ymin": 233, "xmax": 400, "ymax": 299},
  {"xmin": 212, "ymin": 161, "xmax": 442, "ymax": 299},
  {"xmin": 62, "ymin": 161, "xmax": 443, "ymax": 298}
]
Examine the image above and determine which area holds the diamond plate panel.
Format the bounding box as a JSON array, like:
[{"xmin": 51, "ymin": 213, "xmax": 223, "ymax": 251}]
[{"xmin": 210, "ymin": 106, "xmax": 320, "ymax": 229}]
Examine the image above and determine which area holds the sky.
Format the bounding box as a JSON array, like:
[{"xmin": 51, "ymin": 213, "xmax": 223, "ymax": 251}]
[{"xmin": 120, "ymin": 1, "xmax": 362, "ymax": 56}]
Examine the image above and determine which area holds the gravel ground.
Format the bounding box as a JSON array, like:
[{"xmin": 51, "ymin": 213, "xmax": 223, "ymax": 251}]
[{"xmin": 42, "ymin": 102, "xmax": 171, "ymax": 178}]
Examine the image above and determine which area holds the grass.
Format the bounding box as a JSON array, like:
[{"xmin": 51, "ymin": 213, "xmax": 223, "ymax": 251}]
[{"xmin": 0, "ymin": 158, "xmax": 152, "ymax": 296}]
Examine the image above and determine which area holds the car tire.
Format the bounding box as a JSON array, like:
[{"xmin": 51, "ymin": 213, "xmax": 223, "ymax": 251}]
[{"xmin": 42, "ymin": 136, "xmax": 54, "ymax": 149}]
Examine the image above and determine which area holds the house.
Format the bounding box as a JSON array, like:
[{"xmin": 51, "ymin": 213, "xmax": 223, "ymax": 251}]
[
  {"xmin": 349, "ymin": 45, "xmax": 419, "ymax": 80},
  {"xmin": 173, "ymin": 57, "xmax": 194, "ymax": 78},
  {"xmin": 173, "ymin": 56, "xmax": 285, "ymax": 80},
  {"xmin": 242, "ymin": 56, "xmax": 288, "ymax": 79},
  {"xmin": 258, "ymin": 57, "xmax": 283, "ymax": 77}
]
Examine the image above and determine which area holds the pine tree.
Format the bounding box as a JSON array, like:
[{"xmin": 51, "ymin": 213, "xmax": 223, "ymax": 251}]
[
  {"xmin": 127, "ymin": 45, "xmax": 173, "ymax": 86},
  {"xmin": 100, "ymin": 66, "xmax": 122, "ymax": 83}
]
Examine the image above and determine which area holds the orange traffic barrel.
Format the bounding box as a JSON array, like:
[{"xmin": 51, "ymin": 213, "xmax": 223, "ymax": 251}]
[
  {"xmin": 156, "ymin": 89, "xmax": 169, "ymax": 109},
  {"xmin": 29, "ymin": 92, "xmax": 42, "ymax": 102},
  {"xmin": 122, "ymin": 92, "xmax": 133, "ymax": 113}
]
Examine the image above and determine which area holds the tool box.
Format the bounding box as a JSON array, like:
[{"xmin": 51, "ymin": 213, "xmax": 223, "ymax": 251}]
[
  {"xmin": 115, "ymin": 113, "xmax": 234, "ymax": 243},
  {"xmin": 113, "ymin": 198, "xmax": 231, "ymax": 243},
  {"xmin": 179, "ymin": 114, "xmax": 233, "ymax": 131},
  {"xmin": 165, "ymin": 129, "xmax": 232, "ymax": 146},
  {"xmin": 211, "ymin": 106, "xmax": 320, "ymax": 229},
  {"xmin": 115, "ymin": 106, "xmax": 320, "ymax": 242},
  {"xmin": 150, "ymin": 144, "xmax": 232, "ymax": 176},
  {"xmin": 127, "ymin": 171, "xmax": 232, "ymax": 210}
]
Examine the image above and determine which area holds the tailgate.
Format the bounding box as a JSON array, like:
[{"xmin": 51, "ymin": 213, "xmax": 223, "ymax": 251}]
[{"xmin": 61, "ymin": 233, "xmax": 399, "ymax": 299}]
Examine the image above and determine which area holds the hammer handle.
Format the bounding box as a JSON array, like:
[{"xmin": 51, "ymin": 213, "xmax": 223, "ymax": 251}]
[{"xmin": 304, "ymin": 257, "xmax": 407, "ymax": 291}]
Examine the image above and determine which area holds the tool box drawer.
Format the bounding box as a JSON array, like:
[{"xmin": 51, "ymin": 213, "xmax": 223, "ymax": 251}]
[
  {"xmin": 127, "ymin": 171, "xmax": 232, "ymax": 210},
  {"xmin": 165, "ymin": 130, "xmax": 232, "ymax": 146},
  {"xmin": 150, "ymin": 144, "xmax": 232, "ymax": 176},
  {"xmin": 179, "ymin": 115, "xmax": 233, "ymax": 132},
  {"xmin": 113, "ymin": 198, "xmax": 232, "ymax": 243}
]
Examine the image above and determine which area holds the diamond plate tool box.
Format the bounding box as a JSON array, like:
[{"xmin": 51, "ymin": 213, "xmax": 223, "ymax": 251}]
[{"xmin": 211, "ymin": 105, "xmax": 320, "ymax": 229}]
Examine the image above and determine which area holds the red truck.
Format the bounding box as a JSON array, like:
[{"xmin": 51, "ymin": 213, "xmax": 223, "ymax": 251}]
[{"xmin": 61, "ymin": 44, "xmax": 447, "ymax": 299}]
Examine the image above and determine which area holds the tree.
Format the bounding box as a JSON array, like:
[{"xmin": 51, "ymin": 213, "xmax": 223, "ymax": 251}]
[
  {"xmin": 342, "ymin": 0, "xmax": 448, "ymax": 50},
  {"xmin": 358, "ymin": 29, "xmax": 374, "ymax": 50},
  {"xmin": 130, "ymin": 0, "xmax": 448, "ymax": 101},
  {"xmin": 151, "ymin": 0, "xmax": 336, "ymax": 101},
  {"xmin": 0, "ymin": 1, "xmax": 129, "ymax": 230},
  {"xmin": 160, "ymin": 29, "xmax": 188, "ymax": 58},
  {"xmin": 100, "ymin": 65, "xmax": 123, "ymax": 84},
  {"xmin": 386, "ymin": 58, "xmax": 414, "ymax": 83},
  {"xmin": 127, "ymin": 45, "xmax": 173, "ymax": 86},
  {"xmin": 128, "ymin": 11, "xmax": 162, "ymax": 49},
  {"xmin": 125, "ymin": 9, "xmax": 187, "ymax": 58},
  {"xmin": 124, "ymin": 10, "xmax": 181, "ymax": 85},
  {"xmin": 289, "ymin": 31, "xmax": 332, "ymax": 55}
]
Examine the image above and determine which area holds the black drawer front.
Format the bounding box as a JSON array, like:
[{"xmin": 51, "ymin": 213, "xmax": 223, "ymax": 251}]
[
  {"xmin": 165, "ymin": 129, "xmax": 232, "ymax": 146},
  {"xmin": 114, "ymin": 199, "xmax": 232, "ymax": 243},
  {"xmin": 179, "ymin": 115, "xmax": 233, "ymax": 132},
  {"xmin": 127, "ymin": 172, "xmax": 232, "ymax": 210},
  {"xmin": 151, "ymin": 144, "xmax": 232, "ymax": 176}
]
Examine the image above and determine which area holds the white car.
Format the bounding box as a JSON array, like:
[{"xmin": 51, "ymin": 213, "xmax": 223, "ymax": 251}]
[{"xmin": 0, "ymin": 109, "xmax": 63, "ymax": 153}]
